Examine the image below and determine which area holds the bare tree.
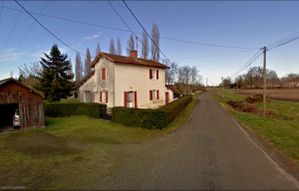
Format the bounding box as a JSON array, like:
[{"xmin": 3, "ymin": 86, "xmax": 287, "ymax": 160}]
[
  {"xmin": 164, "ymin": 59, "xmax": 178, "ymax": 85},
  {"xmin": 95, "ymin": 42, "xmax": 101, "ymax": 56},
  {"xmin": 109, "ymin": 38, "xmax": 116, "ymax": 54},
  {"xmin": 18, "ymin": 62, "xmax": 41, "ymax": 79},
  {"xmin": 126, "ymin": 34, "xmax": 135, "ymax": 55},
  {"xmin": 191, "ymin": 66, "xmax": 198, "ymax": 84},
  {"xmin": 141, "ymin": 31, "xmax": 149, "ymax": 59},
  {"xmin": 75, "ymin": 52, "xmax": 83, "ymax": 84},
  {"xmin": 151, "ymin": 23, "xmax": 160, "ymax": 62},
  {"xmin": 84, "ymin": 48, "xmax": 92, "ymax": 76},
  {"xmin": 116, "ymin": 37, "xmax": 122, "ymax": 55}
]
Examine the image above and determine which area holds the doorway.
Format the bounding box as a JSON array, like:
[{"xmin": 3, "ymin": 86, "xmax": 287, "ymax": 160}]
[{"xmin": 0, "ymin": 104, "xmax": 19, "ymax": 132}]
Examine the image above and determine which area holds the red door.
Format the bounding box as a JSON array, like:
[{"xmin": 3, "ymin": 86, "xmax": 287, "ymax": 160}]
[{"xmin": 165, "ymin": 92, "xmax": 169, "ymax": 104}]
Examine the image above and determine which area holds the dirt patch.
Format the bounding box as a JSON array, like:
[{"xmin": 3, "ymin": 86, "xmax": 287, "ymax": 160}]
[{"xmin": 6, "ymin": 131, "xmax": 84, "ymax": 156}]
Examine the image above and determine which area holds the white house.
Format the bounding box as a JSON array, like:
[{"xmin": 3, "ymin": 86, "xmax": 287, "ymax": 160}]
[{"xmin": 79, "ymin": 50, "xmax": 173, "ymax": 109}]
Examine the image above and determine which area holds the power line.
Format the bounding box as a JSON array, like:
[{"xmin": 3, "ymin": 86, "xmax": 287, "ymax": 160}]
[
  {"xmin": 161, "ymin": 36, "xmax": 257, "ymax": 50},
  {"xmin": 14, "ymin": 0, "xmax": 84, "ymax": 57},
  {"xmin": 122, "ymin": 0, "xmax": 171, "ymax": 62},
  {"xmin": 267, "ymin": 31, "xmax": 299, "ymax": 51},
  {"xmin": 0, "ymin": 4, "xmax": 131, "ymax": 33},
  {"xmin": 1, "ymin": 1, "xmax": 23, "ymax": 53},
  {"xmin": 0, "ymin": 4, "xmax": 255, "ymax": 50},
  {"xmin": 15, "ymin": 1, "xmax": 50, "ymax": 51},
  {"xmin": 0, "ymin": 1, "xmax": 4, "ymax": 21},
  {"xmin": 107, "ymin": 1, "xmax": 137, "ymax": 37},
  {"xmin": 230, "ymin": 49, "xmax": 263, "ymax": 79},
  {"xmin": 175, "ymin": 49, "xmax": 254, "ymax": 61}
]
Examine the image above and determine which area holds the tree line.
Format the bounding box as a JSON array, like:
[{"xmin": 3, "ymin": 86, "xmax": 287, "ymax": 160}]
[
  {"xmin": 221, "ymin": 66, "xmax": 299, "ymax": 89},
  {"xmin": 18, "ymin": 23, "xmax": 196, "ymax": 101},
  {"xmin": 74, "ymin": 23, "xmax": 160, "ymax": 85}
]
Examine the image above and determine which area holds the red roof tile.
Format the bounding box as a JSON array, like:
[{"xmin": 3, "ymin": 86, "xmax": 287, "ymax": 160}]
[{"xmin": 90, "ymin": 52, "xmax": 169, "ymax": 69}]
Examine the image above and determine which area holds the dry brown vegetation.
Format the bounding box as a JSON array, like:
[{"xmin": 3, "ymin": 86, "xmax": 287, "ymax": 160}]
[{"xmin": 236, "ymin": 89, "xmax": 299, "ymax": 102}]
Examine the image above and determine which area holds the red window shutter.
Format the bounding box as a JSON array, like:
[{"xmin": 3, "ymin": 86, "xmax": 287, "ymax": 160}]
[
  {"xmin": 149, "ymin": 90, "xmax": 152, "ymax": 100},
  {"xmin": 102, "ymin": 68, "xmax": 106, "ymax": 80},
  {"xmin": 156, "ymin": 70, "xmax": 159, "ymax": 79},
  {"xmin": 149, "ymin": 69, "xmax": 153, "ymax": 79},
  {"xmin": 100, "ymin": 91, "xmax": 102, "ymax": 102},
  {"xmin": 124, "ymin": 92, "xmax": 127, "ymax": 107},
  {"xmin": 157, "ymin": 90, "xmax": 159, "ymax": 100},
  {"xmin": 134, "ymin": 91, "xmax": 137, "ymax": 108},
  {"xmin": 106, "ymin": 91, "xmax": 108, "ymax": 103}
]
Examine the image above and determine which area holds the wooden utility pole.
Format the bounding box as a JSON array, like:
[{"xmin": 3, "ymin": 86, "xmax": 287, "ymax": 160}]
[
  {"xmin": 221, "ymin": 77, "xmax": 224, "ymax": 99},
  {"xmin": 263, "ymin": 47, "xmax": 267, "ymax": 117}
]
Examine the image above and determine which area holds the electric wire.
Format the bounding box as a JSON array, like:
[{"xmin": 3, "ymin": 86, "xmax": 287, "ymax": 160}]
[
  {"xmin": 14, "ymin": 0, "xmax": 85, "ymax": 57},
  {"xmin": 122, "ymin": 0, "xmax": 171, "ymax": 62},
  {"xmin": 1, "ymin": 1, "xmax": 24, "ymax": 53},
  {"xmin": 0, "ymin": 4, "xmax": 256, "ymax": 50},
  {"xmin": 230, "ymin": 49, "xmax": 263, "ymax": 79},
  {"xmin": 14, "ymin": 1, "xmax": 49, "ymax": 53}
]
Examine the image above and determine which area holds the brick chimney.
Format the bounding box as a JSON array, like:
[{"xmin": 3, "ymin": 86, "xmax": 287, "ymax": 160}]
[{"xmin": 130, "ymin": 50, "xmax": 137, "ymax": 58}]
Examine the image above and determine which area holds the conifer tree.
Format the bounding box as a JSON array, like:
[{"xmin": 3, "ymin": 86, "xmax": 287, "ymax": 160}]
[{"xmin": 38, "ymin": 44, "xmax": 74, "ymax": 101}]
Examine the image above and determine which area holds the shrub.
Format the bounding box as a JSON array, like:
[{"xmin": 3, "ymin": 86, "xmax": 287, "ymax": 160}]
[
  {"xmin": 112, "ymin": 96, "xmax": 192, "ymax": 129},
  {"xmin": 44, "ymin": 102, "xmax": 106, "ymax": 118},
  {"xmin": 227, "ymin": 100, "xmax": 258, "ymax": 113},
  {"xmin": 245, "ymin": 94, "xmax": 263, "ymax": 103}
]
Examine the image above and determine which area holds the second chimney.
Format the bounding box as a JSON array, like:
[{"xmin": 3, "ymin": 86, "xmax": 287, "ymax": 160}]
[{"xmin": 130, "ymin": 50, "xmax": 137, "ymax": 58}]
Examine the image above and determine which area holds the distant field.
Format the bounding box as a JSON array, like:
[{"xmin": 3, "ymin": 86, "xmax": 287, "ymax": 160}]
[{"xmin": 236, "ymin": 89, "xmax": 299, "ymax": 102}]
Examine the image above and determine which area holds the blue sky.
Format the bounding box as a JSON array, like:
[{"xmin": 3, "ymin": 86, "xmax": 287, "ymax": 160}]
[{"xmin": 0, "ymin": 1, "xmax": 299, "ymax": 85}]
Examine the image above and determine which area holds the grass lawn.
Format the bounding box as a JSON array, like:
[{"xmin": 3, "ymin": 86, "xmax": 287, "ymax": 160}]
[
  {"xmin": 0, "ymin": 95, "xmax": 198, "ymax": 189},
  {"xmin": 210, "ymin": 88, "xmax": 299, "ymax": 168}
]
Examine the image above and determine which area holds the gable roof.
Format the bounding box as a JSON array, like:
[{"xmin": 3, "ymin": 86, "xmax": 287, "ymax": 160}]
[
  {"xmin": 90, "ymin": 52, "xmax": 169, "ymax": 69},
  {"xmin": 0, "ymin": 78, "xmax": 43, "ymax": 98}
]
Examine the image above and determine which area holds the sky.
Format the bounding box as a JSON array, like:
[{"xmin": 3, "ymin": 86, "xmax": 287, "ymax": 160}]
[{"xmin": 0, "ymin": 1, "xmax": 299, "ymax": 85}]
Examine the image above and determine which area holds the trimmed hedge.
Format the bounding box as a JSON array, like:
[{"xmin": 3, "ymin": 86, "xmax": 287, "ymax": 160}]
[
  {"xmin": 112, "ymin": 96, "xmax": 192, "ymax": 129},
  {"xmin": 44, "ymin": 102, "xmax": 107, "ymax": 118}
]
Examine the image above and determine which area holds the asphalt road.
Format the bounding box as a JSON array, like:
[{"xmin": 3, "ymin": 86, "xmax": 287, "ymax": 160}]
[{"xmin": 100, "ymin": 93, "xmax": 299, "ymax": 190}]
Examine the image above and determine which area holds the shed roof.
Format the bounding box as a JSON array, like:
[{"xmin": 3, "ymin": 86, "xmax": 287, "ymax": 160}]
[
  {"xmin": 0, "ymin": 78, "xmax": 43, "ymax": 98},
  {"xmin": 90, "ymin": 52, "xmax": 169, "ymax": 69}
]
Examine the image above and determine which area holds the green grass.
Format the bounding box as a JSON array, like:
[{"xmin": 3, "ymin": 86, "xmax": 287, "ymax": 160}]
[
  {"xmin": 210, "ymin": 88, "xmax": 299, "ymax": 167},
  {"xmin": 0, "ymin": 94, "xmax": 199, "ymax": 189}
]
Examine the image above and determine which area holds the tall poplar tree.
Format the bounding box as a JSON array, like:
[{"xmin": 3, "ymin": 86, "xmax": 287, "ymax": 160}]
[{"xmin": 84, "ymin": 48, "xmax": 92, "ymax": 76}]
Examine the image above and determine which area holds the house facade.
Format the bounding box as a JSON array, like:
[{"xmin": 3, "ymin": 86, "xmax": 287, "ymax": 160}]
[{"xmin": 79, "ymin": 50, "xmax": 173, "ymax": 109}]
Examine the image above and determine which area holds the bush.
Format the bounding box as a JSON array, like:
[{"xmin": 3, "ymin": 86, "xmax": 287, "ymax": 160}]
[
  {"xmin": 45, "ymin": 102, "xmax": 107, "ymax": 118},
  {"xmin": 245, "ymin": 94, "xmax": 263, "ymax": 103},
  {"xmin": 227, "ymin": 100, "xmax": 258, "ymax": 113},
  {"xmin": 112, "ymin": 96, "xmax": 192, "ymax": 129}
]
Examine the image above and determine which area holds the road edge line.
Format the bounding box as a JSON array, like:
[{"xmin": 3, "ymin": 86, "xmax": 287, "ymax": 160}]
[{"xmin": 232, "ymin": 118, "xmax": 299, "ymax": 189}]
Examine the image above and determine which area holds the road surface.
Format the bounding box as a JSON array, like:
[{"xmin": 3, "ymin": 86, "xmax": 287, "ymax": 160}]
[{"xmin": 100, "ymin": 93, "xmax": 298, "ymax": 190}]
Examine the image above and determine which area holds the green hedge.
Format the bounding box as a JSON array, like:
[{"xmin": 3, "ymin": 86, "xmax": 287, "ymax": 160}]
[
  {"xmin": 44, "ymin": 102, "xmax": 107, "ymax": 118},
  {"xmin": 112, "ymin": 96, "xmax": 192, "ymax": 129}
]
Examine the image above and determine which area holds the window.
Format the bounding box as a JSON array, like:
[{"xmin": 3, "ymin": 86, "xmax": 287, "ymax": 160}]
[
  {"xmin": 149, "ymin": 90, "xmax": 159, "ymax": 101},
  {"xmin": 149, "ymin": 69, "xmax": 159, "ymax": 80},
  {"xmin": 99, "ymin": 91, "xmax": 108, "ymax": 103},
  {"xmin": 101, "ymin": 68, "xmax": 106, "ymax": 80},
  {"xmin": 84, "ymin": 91, "xmax": 92, "ymax": 102},
  {"xmin": 149, "ymin": 69, "xmax": 153, "ymax": 79}
]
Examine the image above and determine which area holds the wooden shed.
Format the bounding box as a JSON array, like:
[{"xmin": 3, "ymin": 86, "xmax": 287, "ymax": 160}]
[{"xmin": 0, "ymin": 78, "xmax": 44, "ymax": 130}]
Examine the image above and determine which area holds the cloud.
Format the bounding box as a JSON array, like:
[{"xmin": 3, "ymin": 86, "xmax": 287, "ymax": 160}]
[
  {"xmin": 83, "ymin": 33, "xmax": 101, "ymax": 40},
  {"xmin": 0, "ymin": 49, "xmax": 24, "ymax": 62}
]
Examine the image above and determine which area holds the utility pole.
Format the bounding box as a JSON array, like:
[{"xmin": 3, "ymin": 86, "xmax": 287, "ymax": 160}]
[
  {"xmin": 263, "ymin": 46, "xmax": 267, "ymax": 117},
  {"xmin": 221, "ymin": 76, "xmax": 224, "ymax": 99}
]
